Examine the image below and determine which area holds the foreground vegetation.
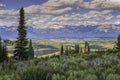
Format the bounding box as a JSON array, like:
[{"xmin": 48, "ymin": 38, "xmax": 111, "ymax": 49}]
[{"xmin": 1, "ymin": 51, "xmax": 120, "ymax": 80}]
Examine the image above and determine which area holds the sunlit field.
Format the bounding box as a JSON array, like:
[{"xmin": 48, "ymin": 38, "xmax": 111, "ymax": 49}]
[{"xmin": 7, "ymin": 39, "xmax": 116, "ymax": 58}]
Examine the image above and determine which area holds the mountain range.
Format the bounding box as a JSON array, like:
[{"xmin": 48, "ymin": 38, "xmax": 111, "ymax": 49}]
[{"xmin": 0, "ymin": 24, "xmax": 120, "ymax": 39}]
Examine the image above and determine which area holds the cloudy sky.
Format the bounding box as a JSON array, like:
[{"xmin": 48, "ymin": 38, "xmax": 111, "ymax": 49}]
[{"xmin": 0, "ymin": 0, "xmax": 120, "ymax": 30}]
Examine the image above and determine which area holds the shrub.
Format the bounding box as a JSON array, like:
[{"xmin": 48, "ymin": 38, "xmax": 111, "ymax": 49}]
[
  {"xmin": 106, "ymin": 74, "xmax": 120, "ymax": 80},
  {"xmin": 84, "ymin": 74, "xmax": 98, "ymax": 80}
]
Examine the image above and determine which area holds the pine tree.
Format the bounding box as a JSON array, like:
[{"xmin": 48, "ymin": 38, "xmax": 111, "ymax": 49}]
[
  {"xmin": 88, "ymin": 45, "xmax": 90, "ymax": 53},
  {"xmin": 0, "ymin": 37, "xmax": 3, "ymax": 62},
  {"xmin": 14, "ymin": 8, "xmax": 28, "ymax": 60},
  {"xmin": 84, "ymin": 42, "xmax": 90, "ymax": 53},
  {"xmin": 60, "ymin": 44, "xmax": 64, "ymax": 55},
  {"xmin": 80, "ymin": 47, "xmax": 83, "ymax": 53},
  {"xmin": 77, "ymin": 44, "xmax": 80, "ymax": 53},
  {"xmin": 69, "ymin": 47, "xmax": 72, "ymax": 54},
  {"xmin": 75, "ymin": 44, "xmax": 79, "ymax": 53},
  {"xmin": 116, "ymin": 34, "xmax": 120, "ymax": 51},
  {"xmin": 65, "ymin": 47, "xmax": 69, "ymax": 55},
  {"xmin": 0, "ymin": 37, "xmax": 2, "ymax": 54},
  {"xmin": 0, "ymin": 37, "xmax": 8, "ymax": 62},
  {"xmin": 84, "ymin": 41, "xmax": 89, "ymax": 53},
  {"xmin": 28, "ymin": 39, "xmax": 34, "ymax": 59},
  {"xmin": 2, "ymin": 45, "xmax": 8, "ymax": 61}
]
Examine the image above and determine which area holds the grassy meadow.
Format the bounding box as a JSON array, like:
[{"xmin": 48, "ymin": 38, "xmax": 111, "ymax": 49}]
[{"xmin": 7, "ymin": 38, "xmax": 116, "ymax": 58}]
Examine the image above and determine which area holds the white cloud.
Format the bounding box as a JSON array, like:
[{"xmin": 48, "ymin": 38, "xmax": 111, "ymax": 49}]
[
  {"xmin": 0, "ymin": 3, "xmax": 6, "ymax": 7},
  {"xmin": 24, "ymin": 0, "xmax": 73, "ymax": 15},
  {"xmin": 0, "ymin": 9, "xmax": 19, "ymax": 27},
  {"xmin": 0, "ymin": 9, "xmax": 18, "ymax": 15},
  {"xmin": 37, "ymin": 10, "xmax": 113, "ymax": 28},
  {"xmin": 74, "ymin": 0, "xmax": 120, "ymax": 9},
  {"xmin": 0, "ymin": 9, "xmax": 115, "ymax": 29},
  {"xmin": 24, "ymin": 0, "xmax": 119, "ymax": 15},
  {"xmin": 0, "ymin": 15, "xmax": 18, "ymax": 27},
  {"xmin": 83, "ymin": 10, "xmax": 113, "ymax": 20},
  {"xmin": 97, "ymin": 24, "xmax": 119, "ymax": 32},
  {"xmin": 0, "ymin": 0, "xmax": 118, "ymax": 30},
  {"xmin": 116, "ymin": 15, "xmax": 120, "ymax": 18}
]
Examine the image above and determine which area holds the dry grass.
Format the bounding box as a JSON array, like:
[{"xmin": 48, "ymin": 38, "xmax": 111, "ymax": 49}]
[
  {"xmin": 37, "ymin": 51, "xmax": 60, "ymax": 58},
  {"xmin": 96, "ymin": 41, "xmax": 115, "ymax": 49},
  {"xmin": 7, "ymin": 53, "xmax": 14, "ymax": 58},
  {"xmin": 34, "ymin": 48, "xmax": 50, "ymax": 51},
  {"xmin": 7, "ymin": 46, "xmax": 14, "ymax": 50}
]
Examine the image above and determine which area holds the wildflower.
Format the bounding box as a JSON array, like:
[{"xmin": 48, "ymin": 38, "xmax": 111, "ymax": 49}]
[
  {"xmin": 87, "ymin": 61, "xmax": 92, "ymax": 66},
  {"xmin": 96, "ymin": 58, "xmax": 99, "ymax": 65},
  {"xmin": 116, "ymin": 59, "xmax": 119, "ymax": 64},
  {"xmin": 91, "ymin": 61, "xmax": 94, "ymax": 66},
  {"xmin": 111, "ymin": 59, "xmax": 115, "ymax": 64},
  {"xmin": 65, "ymin": 63, "xmax": 69, "ymax": 71}
]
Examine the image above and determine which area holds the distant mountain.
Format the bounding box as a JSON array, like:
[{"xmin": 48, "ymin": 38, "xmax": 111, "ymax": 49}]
[{"xmin": 0, "ymin": 24, "xmax": 120, "ymax": 39}]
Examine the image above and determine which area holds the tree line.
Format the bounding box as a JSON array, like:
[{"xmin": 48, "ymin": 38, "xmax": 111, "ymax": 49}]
[
  {"xmin": 60, "ymin": 41, "xmax": 90, "ymax": 55},
  {"xmin": 60, "ymin": 36, "xmax": 120, "ymax": 56}
]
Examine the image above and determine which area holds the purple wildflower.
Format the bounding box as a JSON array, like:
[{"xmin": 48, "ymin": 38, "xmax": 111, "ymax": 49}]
[{"xmin": 116, "ymin": 59, "xmax": 119, "ymax": 64}]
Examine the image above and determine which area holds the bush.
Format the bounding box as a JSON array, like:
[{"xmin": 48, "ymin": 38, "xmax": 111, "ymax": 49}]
[
  {"xmin": 106, "ymin": 74, "xmax": 120, "ymax": 80},
  {"xmin": 19, "ymin": 66, "xmax": 52, "ymax": 80},
  {"xmin": 18, "ymin": 65, "xmax": 65, "ymax": 80},
  {"xmin": 84, "ymin": 74, "xmax": 98, "ymax": 80}
]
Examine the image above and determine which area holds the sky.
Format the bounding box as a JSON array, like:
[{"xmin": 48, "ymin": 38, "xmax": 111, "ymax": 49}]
[
  {"xmin": 0, "ymin": 0, "xmax": 120, "ymax": 31},
  {"xmin": 0, "ymin": 0, "xmax": 47, "ymax": 9}
]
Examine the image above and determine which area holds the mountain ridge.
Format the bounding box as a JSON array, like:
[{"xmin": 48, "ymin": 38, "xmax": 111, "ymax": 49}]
[{"xmin": 0, "ymin": 24, "xmax": 120, "ymax": 39}]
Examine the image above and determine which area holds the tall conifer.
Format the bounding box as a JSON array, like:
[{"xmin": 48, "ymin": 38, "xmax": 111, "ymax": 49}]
[
  {"xmin": 28, "ymin": 39, "xmax": 34, "ymax": 59},
  {"xmin": 60, "ymin": 44, "xmax": 64, "ymax": 55},
  {"xmin": 2, "ymin": 45, "xmax": 8, "ymax": 61},
  {"xmin": 14, "ymin": 8, "xmax": 28, "ymax": 60},
  {"xmin": 116, "ymin": 34, "xmax": 120, "ymax": 51},
  {"xmin": 0, "ymin": 37, "xmax": 3, "ymax": 62},
  {"xmin": 0, "ymin": 37, "xmax": 8, "ymax": 62}
]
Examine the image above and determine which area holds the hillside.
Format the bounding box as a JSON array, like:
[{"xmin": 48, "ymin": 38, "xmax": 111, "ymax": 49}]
[{"xmin": 1, "ymin": 52, "xmax": 120, "ymax": 80}]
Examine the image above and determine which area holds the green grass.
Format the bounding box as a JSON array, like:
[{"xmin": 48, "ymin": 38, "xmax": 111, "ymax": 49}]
[{"xmin": 7, "ymin": 41, "xmax": 115, "ymax": 58}]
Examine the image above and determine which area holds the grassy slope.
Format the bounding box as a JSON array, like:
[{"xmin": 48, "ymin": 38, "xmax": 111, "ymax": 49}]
[
  {"xmin": 1, "ymin": 51, "xmax": 120, "ymax": 80},
  {"xmin": 7, "ymin": 40, "xmax": 115, "ymax": 58}
]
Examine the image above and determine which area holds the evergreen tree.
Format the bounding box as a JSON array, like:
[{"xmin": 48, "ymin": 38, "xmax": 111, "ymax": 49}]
[
  {"xmin": 60, "ymin": 44, "xmax": 64, "ymax": 55},
  {"xmin": 84, "ymin": 41, "xmax": 89, "ymax": 53},
  {"xmin": 0, "ymin": 37, "xmax": 8, "ymax": 62},
  {"xmin": 2, "ymin": 45, "xmax": 8, "ymax": 61},
  {"xmin": 80, "ymin": 47, "xmax": 83, "ymax": 53},
  {"xmin": 75, "ymin": 44, "xmax": 79, "ymax": 53},
  {"xmin": 28, "ymin": 39, "xmax": 34, "ymax": 59},
  {"xmin": 65, "ymin": 47, "xmax": 69, "ymax": 55},
  {"xmin": 88, "ymin": 45, "xmax": 90, "ymax": 53},
  {"xmin": 0, "ymin": 37, "xmax": 3, "ymax": 62},
  {"xmin": 116, "ymin": 34, "xmax": 120, "ymax": 51},
  {"xmin": 84, "ymin": 42, "xmax": 90, "ymax": 53},
  {"xmin": 0, "ymin": 37, "xmax": 2, "ymax": 54},
  {"xmin": 77, "ymin": 44, "xmax": 80, "ymax": 53},
  {"xmin": 14, "ymin": 8, "xmax": 28, "ymax": 60},
  {"xmin": 69, "ymin": 47, "xmax": 72, "ymax": 54}
]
